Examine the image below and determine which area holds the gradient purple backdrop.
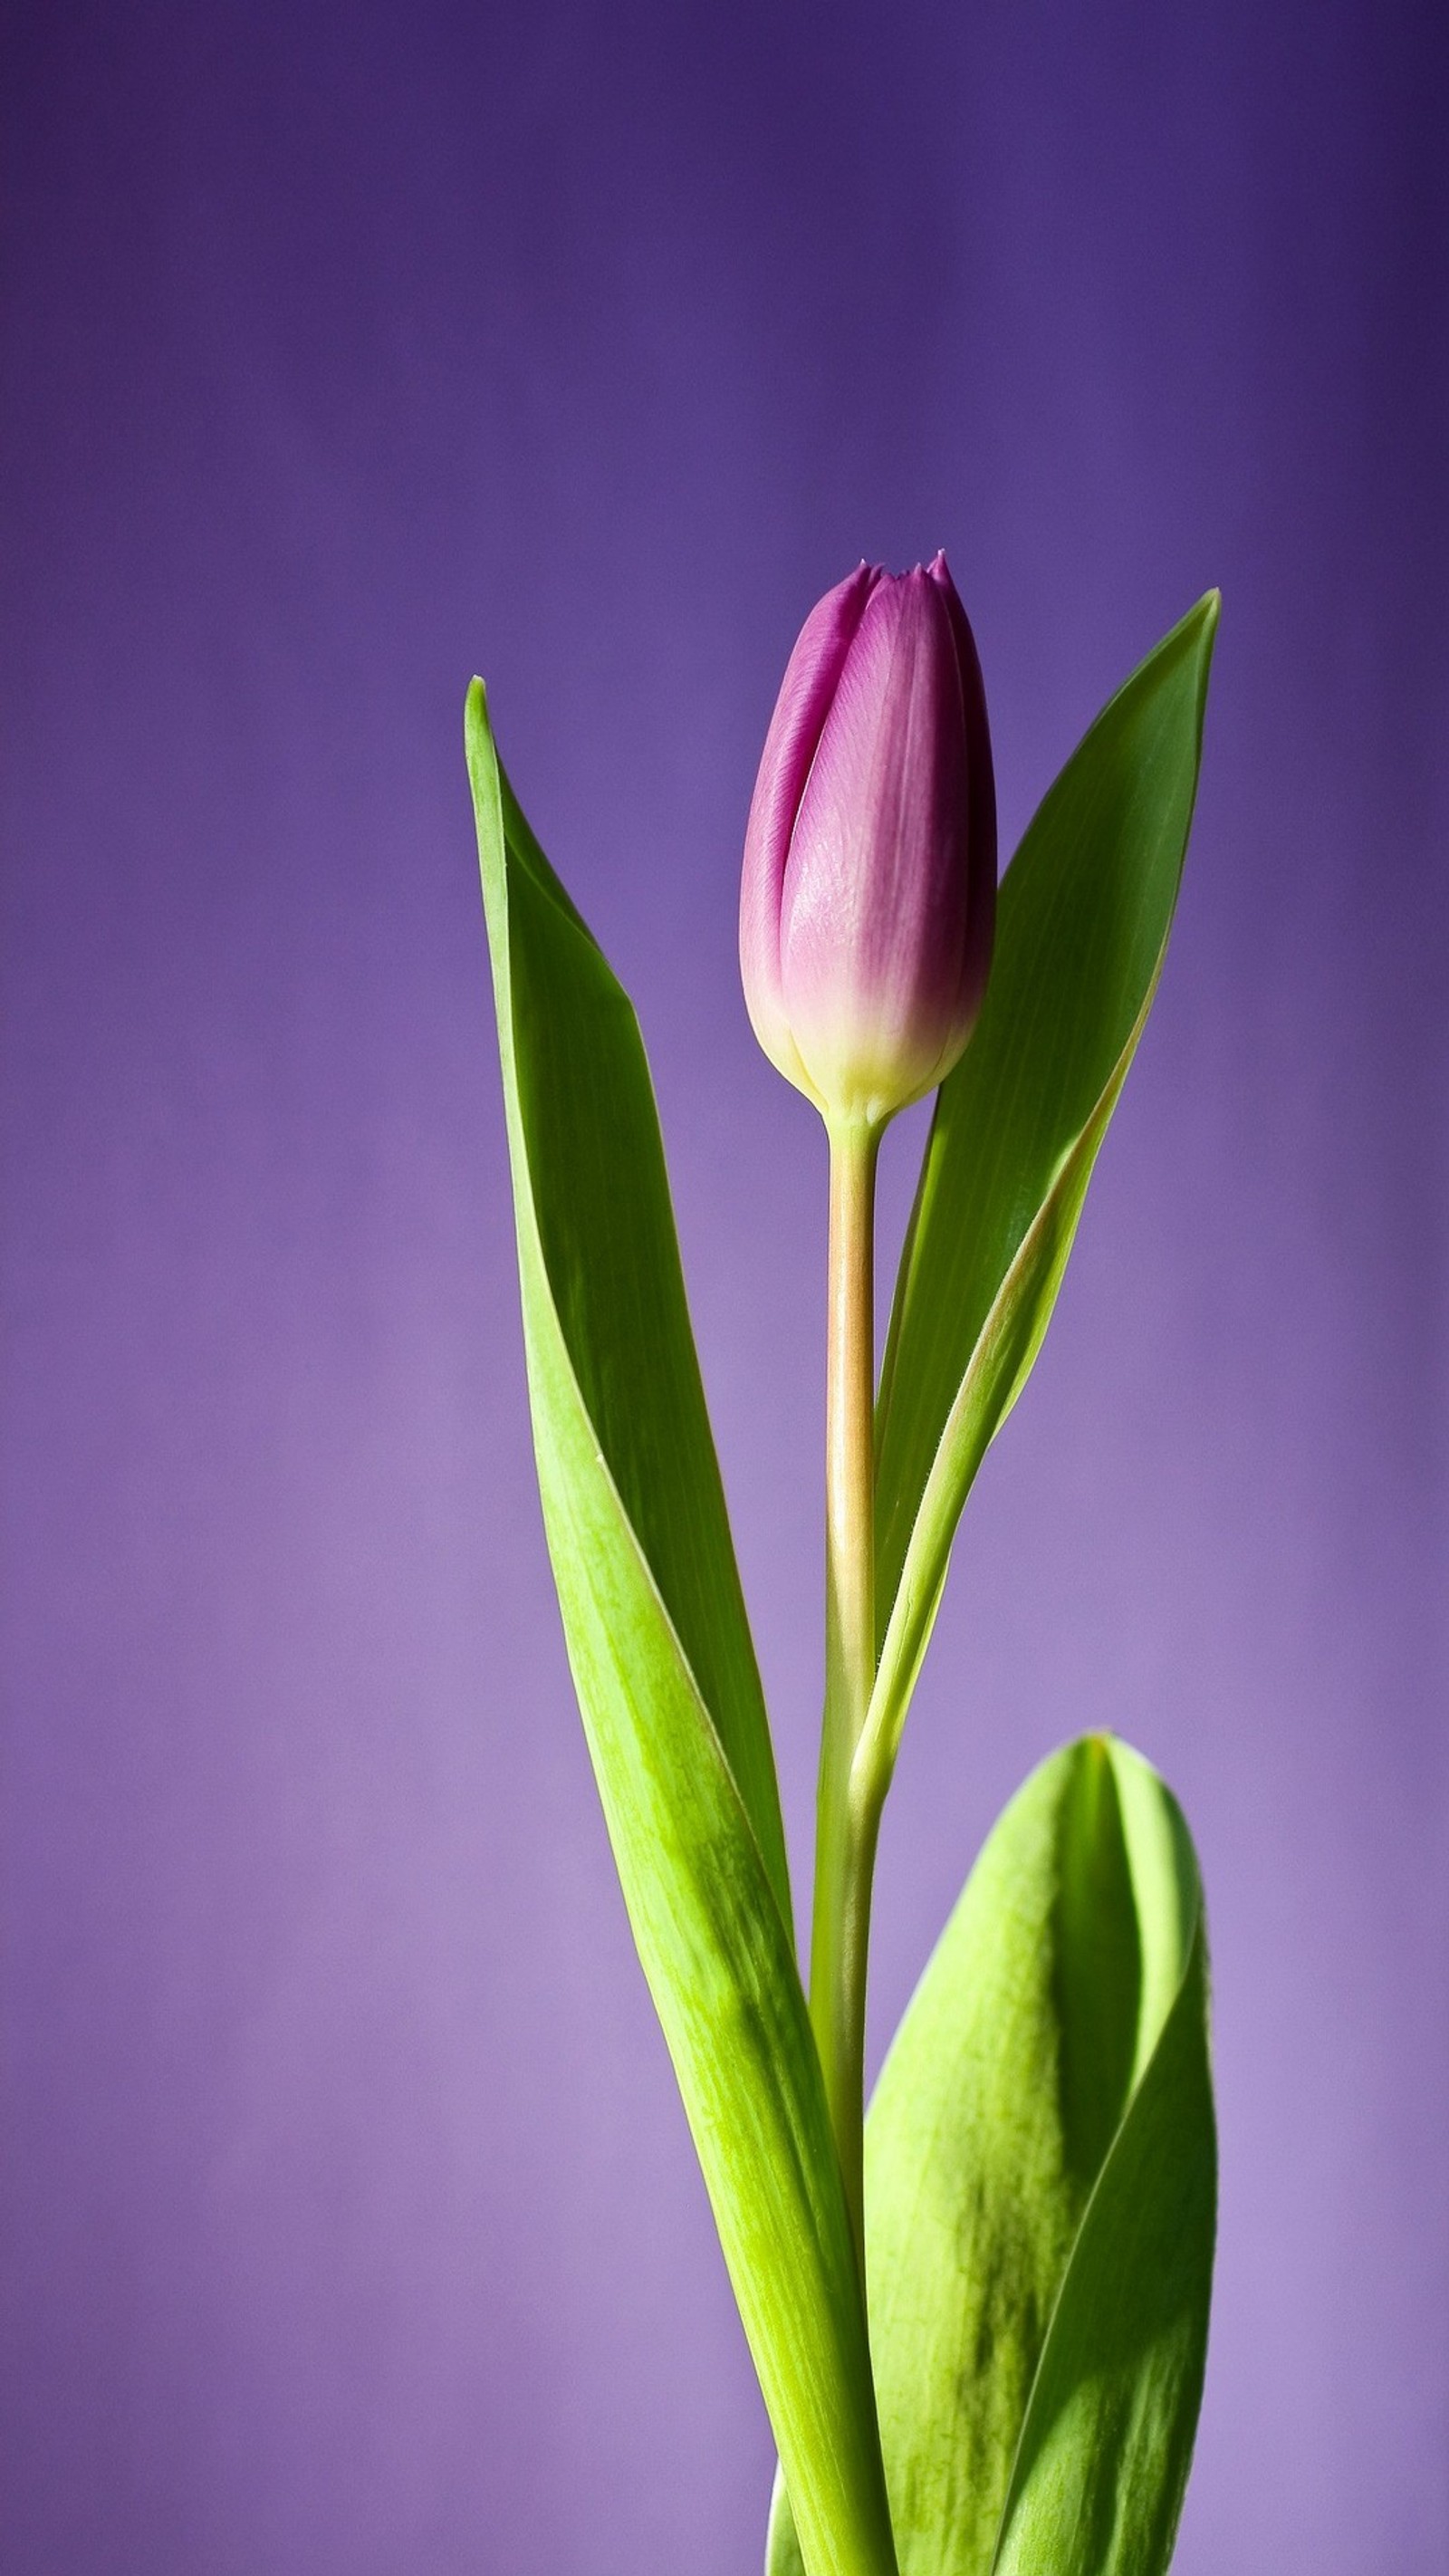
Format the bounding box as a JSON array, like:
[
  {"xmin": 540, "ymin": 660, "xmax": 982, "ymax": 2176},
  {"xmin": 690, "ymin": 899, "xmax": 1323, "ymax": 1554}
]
[{"xmin": 2, "ymin": 2, "xmax": 1445, "ymax": 2570}]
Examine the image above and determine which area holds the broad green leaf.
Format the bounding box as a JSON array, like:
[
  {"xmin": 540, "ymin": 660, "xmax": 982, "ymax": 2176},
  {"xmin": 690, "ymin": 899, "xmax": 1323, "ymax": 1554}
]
[
  {"xmin": 990, "ymin": 1926, "xmax": 1214, "ymax": 2575},
  {"xmin": 866, "ymin": 602, "xmax": 1219, "ymax": 1786},
  {"xmin": 767, "ymin": 1737, "xmax": 1214, "ymax": 2576},
  {"xmin": 466, "ymin": 686, "xmax": 897, "ymax": 2576}
]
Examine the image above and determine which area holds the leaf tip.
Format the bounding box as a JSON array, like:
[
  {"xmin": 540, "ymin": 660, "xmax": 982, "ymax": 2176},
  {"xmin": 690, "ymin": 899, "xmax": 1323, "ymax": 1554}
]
[
  {"xmin": 1174, "ymin": 588, "xmax": 1221, "ymax": 658},
  {"xmin": 464, "ymin": 675, "xmax": 494, "ymax": 759},
  {"xmin": 1185, "ymin": 587, "xmax": 1222, "ymax": 667}
]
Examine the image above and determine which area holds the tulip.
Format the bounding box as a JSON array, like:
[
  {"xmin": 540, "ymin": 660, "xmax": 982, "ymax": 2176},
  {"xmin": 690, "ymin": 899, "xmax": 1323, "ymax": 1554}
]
[
  {"xmin": 740, "ymin": 553, "xmax": 996, "ymax": 1134},
  {"xmin": 738, "ymin": 558, "xmax": 995, "ymax": 2246}
]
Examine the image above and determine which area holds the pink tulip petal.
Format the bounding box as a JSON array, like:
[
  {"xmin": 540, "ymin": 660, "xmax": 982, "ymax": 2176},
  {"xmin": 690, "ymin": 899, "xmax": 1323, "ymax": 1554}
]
[
  {"xmin": 928, "ymin": 552, "xmax": 997, "ymax": 1040},
  {"xmin": 739, "ymin": 564, "xmax": 877, "ymax": 1091},
  {"xmin": 782, "ymin": 572, "xmax": 973, "ymax": 1116}
]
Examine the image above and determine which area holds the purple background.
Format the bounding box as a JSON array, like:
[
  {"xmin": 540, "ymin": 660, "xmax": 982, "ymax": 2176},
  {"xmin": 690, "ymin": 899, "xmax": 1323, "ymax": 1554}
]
[{"xmin": 3, "ymin": 2, "xmax": 1445, "ymax": 2569}]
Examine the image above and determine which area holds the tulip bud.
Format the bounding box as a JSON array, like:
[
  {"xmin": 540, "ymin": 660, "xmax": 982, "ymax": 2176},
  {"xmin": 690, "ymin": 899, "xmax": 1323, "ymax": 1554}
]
[{"xmin": 740, "ymin": 553, "xmax": 996, "ymax": 1130}]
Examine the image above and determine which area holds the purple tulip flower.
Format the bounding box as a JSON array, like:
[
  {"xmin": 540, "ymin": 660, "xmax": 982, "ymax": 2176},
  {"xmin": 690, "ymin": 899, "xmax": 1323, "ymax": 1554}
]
[{"xmin": 740, "ymin": 553, "xmax": 996, "ymax": 1129}]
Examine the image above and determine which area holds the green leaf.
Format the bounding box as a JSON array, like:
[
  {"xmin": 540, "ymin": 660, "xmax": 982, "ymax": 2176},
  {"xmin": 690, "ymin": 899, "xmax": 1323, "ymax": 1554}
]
[
  {"xmin": 990, "ymin": 1924, "xmax": 1214, "ymax": 2576},
  {"xmin": 767, "ymin": 1736, "xmax": 1214, "ymax": 2576},
  {"xmin": 866, "ymin": 601, "xmax": 1219, "ymax": 1787},
  {"xmin": 466, "ymin": 686, "xmax": 897, "ymax": 2576},
  {"xmin": 878, "ymin": 1737, "xmax": 1210, "ymax": 2575}
]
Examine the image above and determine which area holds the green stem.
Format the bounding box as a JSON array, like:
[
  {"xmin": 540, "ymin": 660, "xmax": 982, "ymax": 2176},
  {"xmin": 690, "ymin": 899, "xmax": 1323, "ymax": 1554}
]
[{"xmin": 809, "ymin": 1118, "xmax": 881, "ymax": 2280}]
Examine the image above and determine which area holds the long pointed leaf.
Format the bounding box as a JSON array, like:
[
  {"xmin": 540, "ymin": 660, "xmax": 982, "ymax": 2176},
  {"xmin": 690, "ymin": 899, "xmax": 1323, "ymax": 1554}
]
[
  {"xmin": 486, "ymin": 728, "xmax": 789, "ymax": 1910},
  {"xmin": 866, "ymin": 602, "xmax": 1218, "ymax": 1784},
  {"xmin": 467, "ymin": 687, "xmax": 897, "ymax": 2576}
]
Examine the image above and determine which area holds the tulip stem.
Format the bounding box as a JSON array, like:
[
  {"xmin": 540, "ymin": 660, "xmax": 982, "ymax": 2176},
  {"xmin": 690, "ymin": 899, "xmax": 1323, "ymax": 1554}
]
[{"xmin": 811, "ymin": 1117, "xmax": 882, "ymax": 2284}]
